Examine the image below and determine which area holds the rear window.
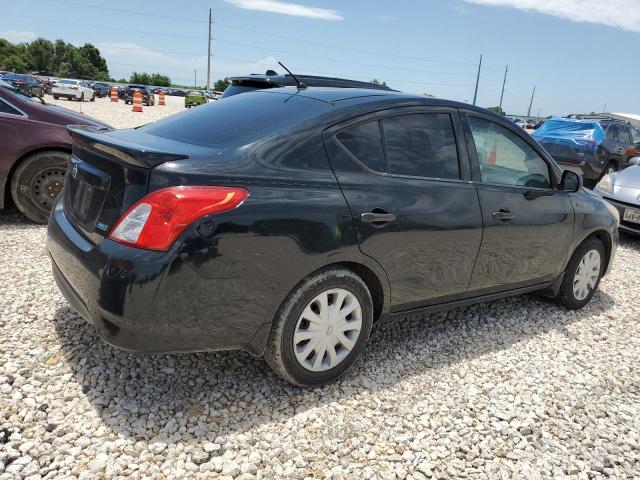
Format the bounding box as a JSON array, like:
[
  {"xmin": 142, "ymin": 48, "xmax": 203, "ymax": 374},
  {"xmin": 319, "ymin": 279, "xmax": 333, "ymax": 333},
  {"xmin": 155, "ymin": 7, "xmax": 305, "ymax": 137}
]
[
  {"xmin": 57, "ymin": 80, "xmax": 78, "ymax": 85},
  {"xmin": 140, "ymin": 91, "xmax": 330, "ymax": 148},
  {"xmin": 221, "ymin": 82, "xmax": 278, "ymax": 99}
]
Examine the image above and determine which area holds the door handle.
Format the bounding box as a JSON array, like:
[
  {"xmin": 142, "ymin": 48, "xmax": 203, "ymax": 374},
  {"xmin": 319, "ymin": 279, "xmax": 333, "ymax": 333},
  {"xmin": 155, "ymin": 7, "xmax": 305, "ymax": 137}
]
[
  {"xmin": 361, "ymin": 211, "xmax": 396, "ymax": 224},
  {"xmin": 492, "ymin": 209, "xmax": 515, "ymax": 222}
]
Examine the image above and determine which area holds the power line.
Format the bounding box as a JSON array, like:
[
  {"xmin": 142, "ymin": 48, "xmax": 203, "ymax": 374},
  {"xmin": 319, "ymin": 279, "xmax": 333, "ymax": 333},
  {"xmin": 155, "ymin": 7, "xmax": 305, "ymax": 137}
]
[
  {"xmin": 23, "ymin": 0, "xmax": 480, "ymax": 67},
  {"xmin": 7, "ymin": 15, "xmax": 479, "ymax": 78}
]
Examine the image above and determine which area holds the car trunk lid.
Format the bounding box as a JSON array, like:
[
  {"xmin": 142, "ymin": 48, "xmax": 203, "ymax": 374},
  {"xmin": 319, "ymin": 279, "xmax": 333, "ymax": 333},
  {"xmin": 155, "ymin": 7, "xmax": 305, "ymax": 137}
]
[{"xmin": 63, "ymin": 125, "xmax": 189, "ymax": 243}]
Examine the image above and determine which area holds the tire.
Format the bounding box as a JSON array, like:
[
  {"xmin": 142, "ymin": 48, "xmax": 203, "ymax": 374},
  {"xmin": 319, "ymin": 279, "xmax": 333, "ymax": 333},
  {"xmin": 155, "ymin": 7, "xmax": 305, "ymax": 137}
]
[
  {"xmin": 10, "ymin": 151, "xmax": 70, "ymax": 224},
  {"xmin": 90, "ymin": 94, "xmax": 95, "ymax": 102},
  {"xmin": 53, "ymin": 95, "xmax": 59, "ymax": 100},
  {"xmin": 264, "ymin": 267, "xmax": 373, "ymax": 387},
  {"xmin": 556, "ymin": 237, "xmax": 605, "ymax": 310},
  {"xmin": 80, "ymin": 93, "xmax": 84, "ymax": 102}
]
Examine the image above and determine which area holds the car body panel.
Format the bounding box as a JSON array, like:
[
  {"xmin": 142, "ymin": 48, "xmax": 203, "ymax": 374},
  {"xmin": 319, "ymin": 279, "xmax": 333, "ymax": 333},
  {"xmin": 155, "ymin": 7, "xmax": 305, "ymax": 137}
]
[
  {"xmin": 593, "ymin": 165, "xmax": 640, "ymax": 234},
  {"xmin": 47, "ymin": 87, "xmax": 619, "ymax": 356},
  {"xmin": 0, "ymin": 82, "xmax": 109, "ymax": 209}
]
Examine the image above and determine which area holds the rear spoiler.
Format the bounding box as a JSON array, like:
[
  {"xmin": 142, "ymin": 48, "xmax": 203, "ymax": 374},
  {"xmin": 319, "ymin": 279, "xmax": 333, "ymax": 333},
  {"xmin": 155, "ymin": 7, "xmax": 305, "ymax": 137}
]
[{"xmin": 68, "ymin": 125, "xmax": 188, "ymax": 168}]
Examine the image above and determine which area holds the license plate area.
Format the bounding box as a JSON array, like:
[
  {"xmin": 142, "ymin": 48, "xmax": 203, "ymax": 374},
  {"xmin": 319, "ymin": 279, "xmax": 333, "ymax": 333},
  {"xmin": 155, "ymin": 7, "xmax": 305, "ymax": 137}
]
[
  {"xmin": 64, "ymin": 158, "xmax": 111, "ymax": 228},
  {"xmin": 623, "ymin": 207, "xmax": 640, "ymax": 224}
]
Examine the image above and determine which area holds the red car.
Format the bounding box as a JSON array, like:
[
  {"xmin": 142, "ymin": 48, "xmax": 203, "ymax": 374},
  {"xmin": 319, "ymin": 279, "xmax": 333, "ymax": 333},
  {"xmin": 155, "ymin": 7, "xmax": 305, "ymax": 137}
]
[{"xmin": 0, "ymin": 79, "xmax": 111, "ymax": 223}]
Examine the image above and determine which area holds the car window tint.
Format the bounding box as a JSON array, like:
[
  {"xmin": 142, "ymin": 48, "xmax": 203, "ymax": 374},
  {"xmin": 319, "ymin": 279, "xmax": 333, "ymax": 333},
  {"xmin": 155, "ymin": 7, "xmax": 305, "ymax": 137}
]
[
  {"xmin": 468, "ymin": 116, "xmax": 551, "ymax": 189},
  {"xmin": 605, "ymin": 126, "xmax": 618, "ymax": 141},
  {"xmin": 616, "ymin": 126, "xmax": 631, "ymax": 144},
  {"xmin": 632, "ymin": 128, "xmax": 640, "ymax": 145},
  {"xmin": 0, "ymin": 99, "xmax": 21, "ymax": 115},
  {"xmin": 381, "ymin": 113, "xmax": 460, "ymax": 179},
  {"xmin": 335, "ymin": 120, "xmax": 385, "ymax": 172},
  {"xmin": 141, "ymin": 91, "xmax": 331, "ymax": 148}
]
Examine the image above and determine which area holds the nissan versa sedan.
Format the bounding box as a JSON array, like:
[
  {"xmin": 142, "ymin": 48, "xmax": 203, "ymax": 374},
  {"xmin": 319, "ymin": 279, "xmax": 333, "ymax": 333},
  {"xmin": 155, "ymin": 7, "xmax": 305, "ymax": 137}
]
[{"xmin": 47, "ymin": 87, "xmax": 619, "ymax": 386}]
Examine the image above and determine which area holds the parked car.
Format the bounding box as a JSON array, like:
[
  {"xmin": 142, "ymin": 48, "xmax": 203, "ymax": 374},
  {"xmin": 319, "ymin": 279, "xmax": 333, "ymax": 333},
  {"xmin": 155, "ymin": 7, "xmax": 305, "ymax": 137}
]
[
  {"xmin": 47, "ymin": 87, "xmax": 618, "ymax": 386},
  {"xmin": 594, "ymin": 157, "xmax": 640, "ymax": 235},
  {"xmin": 532, "ymin": 120, "xmax": 545, "ymax": 130},
  {"xmin": 533, "ymin": 116, "xmax": 638, "ymax": 180},
  {"xmin": 221, "ymin": 71, "xmax": 394, "ymax": 99},
  {"xmin": 1, "ymin": 73, "xmax": 45, "ymax": 97},
  {"xmin": 0, "ymin": 79, "xmax": 110, "ymax": 223},
  {"xmin": 170, "ymin": 89, "xmax": 187, "ymax": 97},
  {"xmin": 512, "ymin": 118, "xmax": 527, "ymax": 129},
  {"xmin": 124, "ymin": 85, "xmax": 155, "ymax": 106},
  {"xmin": 52, "ymin": 79, "xmax": 96, "ymax": 101},
  {"xmin": 185, "ymin": 90, "xmax": 207, "ymax": 108},
  {"xmin": 90, "ymin": 82, "xmax": 112, "ymax": 98}
]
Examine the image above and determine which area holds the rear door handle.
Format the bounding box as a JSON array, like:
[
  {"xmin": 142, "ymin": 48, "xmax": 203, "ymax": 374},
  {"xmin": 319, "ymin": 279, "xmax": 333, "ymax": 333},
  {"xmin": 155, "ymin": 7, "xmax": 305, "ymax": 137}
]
[
  {"xmin": 360, "ymin": 211, "xmax": 396, "ymax": 224},
  {"xmin": 492, "ymin": 209, "xmax": 515, "ymax": 222}
]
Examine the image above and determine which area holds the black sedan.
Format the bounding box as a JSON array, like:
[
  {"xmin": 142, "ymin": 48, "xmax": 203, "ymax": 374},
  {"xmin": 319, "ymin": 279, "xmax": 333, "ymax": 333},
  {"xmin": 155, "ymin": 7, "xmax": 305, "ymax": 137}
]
[
  {"xmin": 2, "ymin": 73, "xmax": 45, "ymax": 97},
  {"xmin": 47, "ymin": 87, "xmax": 619, "ymax": 386}
]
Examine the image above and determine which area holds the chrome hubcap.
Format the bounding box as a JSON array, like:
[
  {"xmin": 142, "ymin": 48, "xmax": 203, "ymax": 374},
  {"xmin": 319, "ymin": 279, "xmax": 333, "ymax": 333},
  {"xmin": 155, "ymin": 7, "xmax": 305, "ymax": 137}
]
[
  {"xmin": 293, "ymin": 288, "xmax": 362, "ymax": 372},
  {"xmin": 573, "ymin": 249, "xmax": 601, "ymax": 301}
]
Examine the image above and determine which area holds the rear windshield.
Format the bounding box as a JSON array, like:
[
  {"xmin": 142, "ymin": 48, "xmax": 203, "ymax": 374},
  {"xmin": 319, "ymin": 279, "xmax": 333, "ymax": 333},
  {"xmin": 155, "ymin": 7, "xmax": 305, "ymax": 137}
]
[
  {"xmin": 140, "ymin": 91, "xmax": 330, "ymax": 148},
  {"xmin": 57, "ymin": 80, "xmax": 78, "ymax": 85},
  {"xmin": 221, "ymin": 83, "xmax": 278, "ymax": 99}
]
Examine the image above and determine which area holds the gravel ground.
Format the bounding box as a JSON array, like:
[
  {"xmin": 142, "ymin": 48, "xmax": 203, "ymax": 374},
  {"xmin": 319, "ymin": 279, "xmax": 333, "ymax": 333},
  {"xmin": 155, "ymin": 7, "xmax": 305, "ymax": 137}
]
[
  {"xmin": 45, "ymin": 94, "xmax": 191, "ymax": 129},
  {"xmin": 1, "ymin": 208, "xmax": 639, "ymax": 480}
]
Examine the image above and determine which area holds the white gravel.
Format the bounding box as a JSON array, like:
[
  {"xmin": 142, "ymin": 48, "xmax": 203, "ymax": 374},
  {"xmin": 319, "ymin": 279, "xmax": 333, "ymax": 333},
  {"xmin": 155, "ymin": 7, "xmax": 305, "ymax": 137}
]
[
  {"xmin": 46, "ymin": 94, "xmax": 192, "ymax": 129},
  {"xmin": 1, "ymin": 209, "xmax": 640, "ymax": 479}
]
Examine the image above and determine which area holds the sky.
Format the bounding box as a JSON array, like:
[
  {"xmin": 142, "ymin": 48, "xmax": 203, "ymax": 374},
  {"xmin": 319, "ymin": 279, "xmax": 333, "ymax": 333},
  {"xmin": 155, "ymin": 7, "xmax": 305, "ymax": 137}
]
[{"xmin": 2, "ymin": 0, "xmax": 640, "ymax": 116}]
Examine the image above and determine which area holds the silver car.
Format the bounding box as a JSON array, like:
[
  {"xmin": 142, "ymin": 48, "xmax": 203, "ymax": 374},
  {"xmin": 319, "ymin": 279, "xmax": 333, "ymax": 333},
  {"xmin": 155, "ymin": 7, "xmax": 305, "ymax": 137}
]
[{"xmin": 594, "ymin": 157, "xmax": 640, "ymax": 234}]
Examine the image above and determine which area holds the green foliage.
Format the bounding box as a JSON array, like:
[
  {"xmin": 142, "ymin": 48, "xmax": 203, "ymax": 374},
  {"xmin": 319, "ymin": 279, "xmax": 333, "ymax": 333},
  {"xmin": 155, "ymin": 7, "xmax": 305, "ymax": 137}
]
[
  {"xmin": 0, "ymin": 37, "xmax": 109, "ymax": 79},
  {"xmin": 488, "ymin": 106, "xmax": 505, "ymax": 116},
  {"xmin": 128, "ymin": 72, "xmax": 171, "ymax": 86},
  {"xmin": 370, "ymin": 79, "xmax": 388, "ymax": 87},
  {"xmin": 213, "ymin": 78, "xmax": 230, "ymax": 91}
]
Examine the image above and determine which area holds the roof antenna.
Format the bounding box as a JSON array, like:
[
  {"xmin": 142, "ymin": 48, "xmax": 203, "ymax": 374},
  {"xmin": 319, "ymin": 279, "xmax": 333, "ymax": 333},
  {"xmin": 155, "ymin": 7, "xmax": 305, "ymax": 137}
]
[{"xmin": 278, "ymin": 61, "xmax": 307, "ymax": 90}]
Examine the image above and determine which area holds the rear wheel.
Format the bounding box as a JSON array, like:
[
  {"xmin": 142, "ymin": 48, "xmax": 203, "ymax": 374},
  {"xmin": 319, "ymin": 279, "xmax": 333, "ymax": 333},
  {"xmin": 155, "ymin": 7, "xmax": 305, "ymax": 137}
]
[
  {"xmin": 80, "ymin": 93, "xmax": 84, "ymax": 102},
  {"xmin": 264, "ymin": 267, "xmax": 373, "ymax": 387},
  {"xmin": 556, "ymin": 237, "xmax": 605, "ymax": 310},
  {"xmin": 90, "ymin": 94, "xmax": 95, "ymax": 102},
  {"xmin": 53, "ymin": 95, "xmax": 59, "ymax": 100},
  {"xmin": 10, "ymin": 151, "xmax": 69, "ymax": 224}
]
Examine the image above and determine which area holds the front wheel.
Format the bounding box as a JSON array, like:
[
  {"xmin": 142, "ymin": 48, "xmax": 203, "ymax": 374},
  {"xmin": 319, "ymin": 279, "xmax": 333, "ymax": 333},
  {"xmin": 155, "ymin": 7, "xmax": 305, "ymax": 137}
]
[
  {"xmin": 264, "ymin": 267, "xmax": 373, "ymax": 387},
  {"xmin": 556, "ymin": 237, "xmax": 605, "ymax": 310},
  {"xmin": 90, "ymin": 94, "xmax": 95, "ymax": 102},
  {"xmin": 10, "ymin": 151, "xmax": 69, "ymax": 224}
]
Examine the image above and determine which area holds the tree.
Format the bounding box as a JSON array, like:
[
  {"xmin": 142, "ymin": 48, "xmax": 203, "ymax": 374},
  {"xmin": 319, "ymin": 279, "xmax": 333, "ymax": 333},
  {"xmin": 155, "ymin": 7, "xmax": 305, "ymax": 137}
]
[
  {"xmin": 213, "ymin": 77, "xmax": 230, "ymax": 91},
  {"xmin": 488, "ymin": 106, "xmax": 505, "ymax": 116},
  {"xmin": 370, "ymin": 79, "xmax": 388, "ymax": 87},
  {"xmin": 150, "ymin": 73, "xmax": 171, "ymax": 87},
  {"xmin": 27, "ymin": 38, "xmax": 55, "ymax": 74}
]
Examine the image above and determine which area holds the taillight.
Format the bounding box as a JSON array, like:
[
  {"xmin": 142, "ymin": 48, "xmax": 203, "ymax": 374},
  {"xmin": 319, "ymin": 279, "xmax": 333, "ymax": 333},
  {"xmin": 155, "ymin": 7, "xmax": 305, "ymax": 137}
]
[
  {"xmin": 69, "ymin": 86, "xmax": 78, "ymax": 90},
  {"xmin": 108, "ymin": 186, "xmax": 249, "ymax": 251}
]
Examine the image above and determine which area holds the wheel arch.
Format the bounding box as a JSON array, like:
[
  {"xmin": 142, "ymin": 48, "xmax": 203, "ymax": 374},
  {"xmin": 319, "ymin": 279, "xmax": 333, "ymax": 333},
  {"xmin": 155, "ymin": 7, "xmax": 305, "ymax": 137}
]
[
  {"xmin": 586, "ymin": 229, "xmax": 613, "ymax": 273},
  {"xmin": 2, "ymin": 146, "xmax": 71, "ymax": 210}
]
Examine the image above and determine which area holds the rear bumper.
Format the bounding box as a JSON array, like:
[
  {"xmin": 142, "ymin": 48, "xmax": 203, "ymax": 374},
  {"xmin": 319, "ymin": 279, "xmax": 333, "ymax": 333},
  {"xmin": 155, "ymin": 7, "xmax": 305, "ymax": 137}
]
[{"xmin": 46, "ymin": 197, "xmax": 268, "ymax": 355}]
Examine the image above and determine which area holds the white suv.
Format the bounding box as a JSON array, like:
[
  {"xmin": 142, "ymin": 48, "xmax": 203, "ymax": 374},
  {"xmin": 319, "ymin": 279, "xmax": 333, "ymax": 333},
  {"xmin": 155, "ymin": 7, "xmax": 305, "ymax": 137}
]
[{"xmin": 52, "ymin": 80, "xmax": 95, "ymax": 102}]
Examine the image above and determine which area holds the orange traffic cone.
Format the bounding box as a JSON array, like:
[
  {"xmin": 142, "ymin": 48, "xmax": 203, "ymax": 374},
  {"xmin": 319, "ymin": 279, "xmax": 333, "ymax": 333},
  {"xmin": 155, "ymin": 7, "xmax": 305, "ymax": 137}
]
[
  {"xmin": 158, "ymin": 90, "xmax": 165, "ymax": 106},
  {"xmin": 110, "ymin": 86, "xmax": 118, "ymax": 102},
  {"xmin": 132, "ymin": 91, "xmax": 143, "ymax": 112}
]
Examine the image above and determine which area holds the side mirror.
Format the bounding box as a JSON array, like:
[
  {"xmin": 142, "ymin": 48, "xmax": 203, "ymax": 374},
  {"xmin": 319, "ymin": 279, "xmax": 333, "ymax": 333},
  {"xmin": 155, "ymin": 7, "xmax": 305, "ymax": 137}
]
[
  {"xmin": 630, "ymin": 157, "xmax": 640, "ymax": 166},
  {"xmin": 561, "ymin": 170, "xmax": 582, "ymax": 192}
]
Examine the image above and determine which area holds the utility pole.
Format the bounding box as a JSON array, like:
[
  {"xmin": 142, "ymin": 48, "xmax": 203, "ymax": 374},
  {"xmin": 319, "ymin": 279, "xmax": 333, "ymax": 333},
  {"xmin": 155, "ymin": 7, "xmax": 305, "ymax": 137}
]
[
  {"xmin": 527, "ymin": 84, "xmax": 536, "ymax": 117},
  {"xmin": 194, "ymin": 70, "xmax": 197, "ymax": 88},
  {"xmin": 499, "ymin": 65, "xmax": 508, "ymax": 112},
  {"xmin": 472, "ymin": 54, "xmax": 482, "ymax": 106},
  {"xmin": 207, "ymin": 8, "xmax": 212, "ymax": 91}
]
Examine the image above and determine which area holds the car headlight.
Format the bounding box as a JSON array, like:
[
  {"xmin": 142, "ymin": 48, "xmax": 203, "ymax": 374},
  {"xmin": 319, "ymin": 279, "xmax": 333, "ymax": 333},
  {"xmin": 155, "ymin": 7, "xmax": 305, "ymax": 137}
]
[{"xmin": 597, "ymin": 174, "xmax": 614, "ymax": 194}]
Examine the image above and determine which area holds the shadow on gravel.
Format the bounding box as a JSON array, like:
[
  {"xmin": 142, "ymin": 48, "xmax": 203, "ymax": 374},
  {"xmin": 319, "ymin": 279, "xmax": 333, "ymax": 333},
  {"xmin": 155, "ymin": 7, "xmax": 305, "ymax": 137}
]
[{"xmin": 51, "ymin": 284, "xmax": 614, "ymax": 446}]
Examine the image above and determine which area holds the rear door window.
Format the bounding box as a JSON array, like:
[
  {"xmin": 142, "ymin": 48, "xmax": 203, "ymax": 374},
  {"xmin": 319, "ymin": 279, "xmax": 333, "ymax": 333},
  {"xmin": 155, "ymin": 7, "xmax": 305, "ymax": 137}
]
[
  {"xmin": 605, "ymin": 125, "xmax": 618, "ymax": 141},
  {"xmin": 381, "ymin": 113, "xmax": 460, "ymax": 179},
  {"xmin": 0, "ymin": 99, "xmax": 21, "ymax": 115},
  {"xmin": 335, "ymin": 120, "xmax": 385, "ymax": 172}
]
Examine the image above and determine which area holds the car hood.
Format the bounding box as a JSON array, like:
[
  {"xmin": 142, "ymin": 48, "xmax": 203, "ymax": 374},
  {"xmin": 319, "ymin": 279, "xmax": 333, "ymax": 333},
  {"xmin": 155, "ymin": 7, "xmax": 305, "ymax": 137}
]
[
  {"xmin": 46, "ymin": 104, "xmax": 111, "ymax": 129},
  {"xmin": 610, "ymin": 165, "xmax": 640, "ymax": 188}
]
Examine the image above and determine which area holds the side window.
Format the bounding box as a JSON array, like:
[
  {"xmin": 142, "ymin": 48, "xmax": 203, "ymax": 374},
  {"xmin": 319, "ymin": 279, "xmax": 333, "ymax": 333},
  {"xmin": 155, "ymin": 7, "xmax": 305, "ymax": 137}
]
[
  {"xmin": 335, "ymin": 120, "xmax": 386, "ymax": 172},
  {"xmin": 0, "ymin": 99, "xmax": 21, "ymax": 116},
  {"xmin": 616, "ymin": 125, "xmax": 631, "ymax": 144},
  {"xmin": 605, "ymin": 126, "xmax": 618, "ymax": 141},
  {"xmin": 381, "ymin": 113, "xmax": 460, "ymax": 179},
  {"xmin": 468, "ymin": 116, "xmax": 552, "ymax": 189},
  {"xmin": 632, "ymin": 127, "xmax": 640, "ymax": 146}
]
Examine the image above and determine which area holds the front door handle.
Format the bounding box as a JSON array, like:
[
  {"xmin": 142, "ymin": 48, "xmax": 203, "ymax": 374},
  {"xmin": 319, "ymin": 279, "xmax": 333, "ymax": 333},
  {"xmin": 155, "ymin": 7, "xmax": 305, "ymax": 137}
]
[
  {"xmin": 492, "ymin": 209, "xmax": 515, "ymax": 222},
  {"xmin": 361, "ymin": 211, "xmax": 396, "ymax": 224}
]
